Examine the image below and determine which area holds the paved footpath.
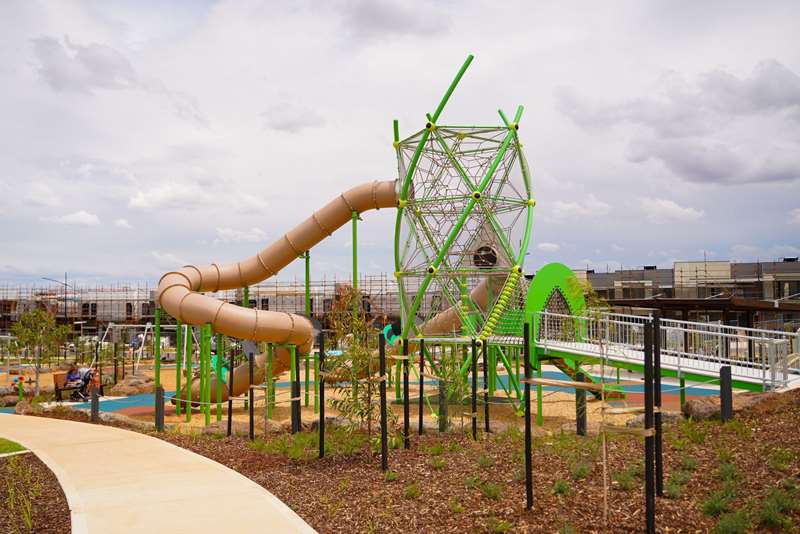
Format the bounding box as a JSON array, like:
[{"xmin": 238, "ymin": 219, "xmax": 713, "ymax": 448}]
[{"xmin": 0, "ymin": 414, "xmax": 315, "ymax": 534}]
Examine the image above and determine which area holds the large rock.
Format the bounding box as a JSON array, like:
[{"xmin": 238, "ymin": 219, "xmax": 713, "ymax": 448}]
[
  {"xmin": 682, "ymin": 392, "xmax": 779, "ymax": 420},
  {"xmin": 108, "ymin": 374, "xmax": 154, "ymax": 396},
  {"xmin": 15, "ymin": 400, "xmax": 44, "ymax": 415},
  {"xmin": 626, "ymin": 411, "xmax": 682, "ymax": 427},
  {"xmin": 1, "ymin": 395, "xmax": 20, "ymax": 407}
]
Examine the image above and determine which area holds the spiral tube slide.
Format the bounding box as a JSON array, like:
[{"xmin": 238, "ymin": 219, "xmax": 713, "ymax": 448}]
[{"xmin": 157, "ymin": 180, "xmax": 398, "ymax": 401}]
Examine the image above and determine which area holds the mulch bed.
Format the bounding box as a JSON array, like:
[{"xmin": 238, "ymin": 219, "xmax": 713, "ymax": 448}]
[
  {"xmin": 28, "ymin": 390, "xmax": 800, "ymax": 532},
  {"xmin": 0, "ymin": 452, "xmax": 71, "ymax": 533}
]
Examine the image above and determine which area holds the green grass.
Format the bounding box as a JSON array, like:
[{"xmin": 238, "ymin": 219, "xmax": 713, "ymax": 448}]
[
  {"xmin": 713, "ymin": 511, "xmax": 749, "ymax": 534},
  {"xmin": 756, "ymin": 488, "xmax": 797, "ymax": 530},
  {"xmin": 570, "ymin": 461, "xmax": 591, "ymax": 481},
  {"xmin": 479, "ymin": 481, "xmax": 502, "ymax": 500},
  {"xmin": 767, "ymin": 447, "xmax": 795, "ymax": 472},
  {"xmin": 430, "ymin": 457, "xmax": 447, "ymax": 470},
  {"xmin": 717, "ymin": 463, "xmax": 740, "ymax": 483},
  {"xmin": 447, "ymin": 497, "xmax": 464, "ymax": 514},
  {"xmin": 384, "ymin": 470, "xmax": 398, "ymax": 482},
  {"xmin": 487, "ymin": 516, "xmax": 511, "ymax": 533},
  {"xmin": 558, "ymin": 524, "xmax": 577, "ymax": 534},
  {"xmin": 0, "ymin": 438, "xmax": 26, "ymax": 455},
  {"xmin": 464, "ymin": 474, "xmax": 481, "ymax": 489},
  {"xmin": 612, "ymin": 463, "xmax": 644, "ymax": 491},
  {"xmin": 478, "ymin": 454, "xmax": 495, "ymax": 469},
  {"xmin": 680, "ymin": 455, "xmax": 698, "ymax": 471},
  {"xmin": 722, "ymin": 420, "xmax": 751, "ymax": 439},
  {"xmin": 404, "ymin": 483, "xmax": 421, "ymax": 499},
  {"xmin": 424, "ymin": 443, "xmax": 444, "ymax": 456},
  {"xmin": 553, "ymin": 479, "xmax": 571, "ymax": 496},
  {"xmin": 717, "ymin": 447, "xmax": 734, "ymax": 463},
  {"xmin": 678, "ymin": 418, "xmax": 707, "ymax": 445},
  {"xmin": 702, "ymin": 485, "xmax": 736, "ymax": 517}
]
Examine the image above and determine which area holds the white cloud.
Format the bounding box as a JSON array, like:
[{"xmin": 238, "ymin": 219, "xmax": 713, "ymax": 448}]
[
  {"xmin": 549, "ymin": 194, "xmax": 611, "ymax": 222},
  {"xmin": 639, "ymin": 197, "xmax": 703, "ymax": 224},
  {"xmin": 213, "ymin": 227, "xmax": 267, "ymax": 244},
  {"xmin": 537, "ymin": 242, "xmax": 560, "ymax": 252},
  {"xmin": 129, "ymin": 182, "xmax": 214, "ymax": 211},
  {"xmin": 114, "ymin": 218, "xmax": 132, "ymax": 229},
  {"xmin": 25, "ymin": 183, "xmax": 61, "ymax": 207},
  {"xmin": 791, "ymin": 208, "xmax": 800, "ymax": 224},
  {"xmin": 611, "ymin": 244, "xmax": 624, "ymax": 252},
  {"xmin": 40, "ymin": 210, "xmax": 100, "ymax": 226}
]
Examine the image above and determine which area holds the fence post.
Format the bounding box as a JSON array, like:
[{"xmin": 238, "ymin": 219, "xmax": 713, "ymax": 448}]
[
  {"xmin": 471, "ymin": 339, "xmax": 478, "ymax": 440},
  {"xmin": 318, "ymin": 333, "xmax": 326, "ymax": 459},
  {"xmin": 483, "ymin": 340, "xmax": 490, "ymax": 433},
  {"xmin": 379, "ymin": 333, "xmax": 388, "ymax": 471},
  {"xmin": 418, "ymin": 338, "xmax": 425, "ymax": 435},
  {"xmin": 653, "ymin": 312, "xmax": 663, "ymax": 497},
  {"xmin": 292, "ymin": 346, "xmax": 301, "ymax": 434},
  {"xmin": 679, "ymin": 372, "xmax": 686, "ymax": 412},
  {"xmin": 227, "ymin": 354, "xmax": 234, "ymax": 437},
  {"xmin": 248, "ymin": 352, "xmax": 255, "ymax": 440},
  {"xmin": 155, "ymin": 386, "xmax": 164, "ymax": 432},
  {"xmin": 720, "ymin": 365, "xmax": 733, "ymax": 422},
  {"xmin": 403, "ymin": 338, "xmax": 410, "ymax": 449},
  {"xmin": 91, "ymin": 386, "xmax": 99, "ymax": 423},
  {"xmin": 644, "ymin": 322, "xmax": 656, "ymax": 534},
  {"xmin": 575, "ymin": 372, "xmax": 586, "ymax": 436},
  {"xmin": 523, "ymin": 323, "xmax": 533, "ymax": 510}
]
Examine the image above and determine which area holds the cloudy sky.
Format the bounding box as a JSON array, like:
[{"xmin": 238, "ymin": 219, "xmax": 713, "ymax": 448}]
[{"xmin": 1, "ymin": 0, "xmax": 799, "ymax": 287}]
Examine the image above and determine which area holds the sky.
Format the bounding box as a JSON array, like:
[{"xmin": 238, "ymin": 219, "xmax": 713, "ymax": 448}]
[{"xmin": 1, "ymin": 0, "xmax": 799, "ymax": 287}]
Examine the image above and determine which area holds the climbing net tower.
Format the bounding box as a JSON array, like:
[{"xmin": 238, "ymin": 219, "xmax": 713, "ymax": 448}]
[{"xmin": 393, "ymin": 55, "xmax": 535, "ymax": 342}]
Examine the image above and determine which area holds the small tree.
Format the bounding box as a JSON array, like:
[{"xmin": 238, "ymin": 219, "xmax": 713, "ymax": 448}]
[
  {"xmin": 11, "ymin": 308, "xmax": 70, "ymax": 396},
  {"xmin": 327, "ymin": 286, "xmax": 383, "ymax": 438}
]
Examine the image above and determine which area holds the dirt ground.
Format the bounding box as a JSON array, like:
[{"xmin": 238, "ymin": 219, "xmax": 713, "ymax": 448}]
[{"xmin": 0, "ymin": 452, "xmax": 71, "ymax": 533}]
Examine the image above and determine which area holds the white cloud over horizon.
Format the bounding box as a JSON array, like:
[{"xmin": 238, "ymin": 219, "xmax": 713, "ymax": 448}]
[{"xmin": 1, "ymin": 0, "xmax": 798, "ymax": 285}]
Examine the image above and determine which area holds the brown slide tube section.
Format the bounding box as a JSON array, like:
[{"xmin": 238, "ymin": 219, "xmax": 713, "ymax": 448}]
[
  {"xmin": 419, "ymin": 276, "xmax": 505, "ymax": 336},
  {"xmin": 157, "ymin": 180, "xmax": 398, "ymax": 401}
]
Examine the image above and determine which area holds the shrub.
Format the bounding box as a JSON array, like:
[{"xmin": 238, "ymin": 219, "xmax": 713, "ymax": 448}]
[
  {"xmin": 702, "ymin": 486, "xmax": 736, "ymax": 517},
  {"xmin": 559, "ymin": 525, "xmax": 577, "ymax": 534},
  {"xmin": 465, "ymin": 474, "xmax": 481, "ymax": 489},
  {"xmin": 553, "ymin": 479, "xmax": 571, "ymax": 496},
  {"xmin": 713, "ymin": 511, "xmax": 749, "ymax": 534},
  {"xmin": 670, "ymin": 470, "xmax": 692, "ymax": 486},
  {"xmin": 717, "ymin": 447, "xmax": 734, "ymax": 463},
  {"xmin": 613, "ymin": 469, "xmax": 636, "ymax": 491},
  {"xmin": 665, "ymin": 479, "xmax": 683, "ymax": 499},
  {"xmin": 384, "ymin": 470, "xmax": 398, "ymax": 482},
  {"xmin": 480, "ymin": 481, "xmax": 502, "ymax": 500},
  {"xmin": 679, "ymin": 418, "xmax": 707, "ymax": 445},
  {"xmin": 447, "ymin": 441, "xmax": 463, "ymax": 453},
  {"xmin": 487, "ymin": 516, "xmax": 511, "ymax": 533},
  {"xmin": 404, "ymin": 484, "xmax": 421, "ymax": 499},
  {"xmin": 425, "ymin": 443, "xmax": 444, "ymax": 456},
  {"xmin": 722, "ymin": 420, "xmax": 751, "ymax": 439}
]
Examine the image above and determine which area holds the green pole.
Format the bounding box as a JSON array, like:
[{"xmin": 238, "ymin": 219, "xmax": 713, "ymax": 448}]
[
  {"xmin": 395, "ymin": 360, "xmax": 401, "ymax": 401},
  {"xmin": 243, "ymin": 286, "xmax": 250, "ymax": 308},
  {"xmin": 304, "ymin": 352, "xmax": 310, "ymax": 407},
  {"xmin": 215, "ymin": 332, "xmax": 222, "ymax": 422},
  {"xmin": 185, "ymin": 327, "xmax": 192, "ymax": 423},
  {"xmin": 616, "ymin": 367, "xmax": 620, "ymax": 384},
  {"xmin": 175, "ymin": 321, "xmax": 183, "ymax": 416},
  {"xmin": 313, "ymin": 351, "xmax": 319, "ymax": 414},
  {"xmin": 304, "ymin": 251, "xmax": 311, "ymax": 316},
  {"xmin": 679, "ymin": 373, "xmax": 686, "ymax": 411},
  {"xmin": 154, "ymin": 308, "xmax": 161, "ymax": 388},
  {"xmin": 266, "ymin": 344, "xmax": 273, "ymax": 420},
  {"xmin": 17, "ymin": 378, "xmax": 23, "ymax": 401}
]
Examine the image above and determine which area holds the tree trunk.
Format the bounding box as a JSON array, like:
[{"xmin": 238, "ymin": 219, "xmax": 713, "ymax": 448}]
[{"xmin": 34, "ymin": 345, "xmax": 41, "ymax": 397}]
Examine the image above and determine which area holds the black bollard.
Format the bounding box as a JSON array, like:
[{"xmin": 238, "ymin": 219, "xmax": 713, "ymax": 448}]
[
  {"xmin": 523, "ymin": 323, "xmax": 533, "ymax": 510},
  {"xmin": 318, "ymin": 332, "xmax": 326, "ymax": 459},
  {"xmin": 293, "ymin": 348, "xmax": 301, "ymax": 434},
  {"xmin": 418, "ymin": 339, "xmax": 425, "ymax": 435},
  {"xmin": 653, "ymin": 312, "xmax": 663, "ymax": 497},
  {"xmin": 155, "ymin": 386, "xmax": 164, "ymax": 432},
  {"xmin": 644, "ymin": 322, "xmax": 656, "ymax": 534},
  {"xmin": 471, "ymin": 339, "xmax": 478, "ymax": 440},
  {"xmin": 403, "ymin": 339, "xmax": 410, "ymax": 449},
  {"xmin": 720, "ymin": 365, "xmax": 733, "ymax": 422},
  {"xmin": 575, "ymin": 372, "xmax": 587, "ymax": 436},
  {"xmin": 483, "ymin": 341, "xmax": 490, "ymax": 433},
  {"xmin": 227, "ymin": 354, "xmax": 234, "ymax": 437},
  {"xmin": 248, "ymin": 352, "xmax": 255, "ymax": 440},
  {"xmin": 91, "ymin": 386, "xmax": 99, "ymax": 423}
]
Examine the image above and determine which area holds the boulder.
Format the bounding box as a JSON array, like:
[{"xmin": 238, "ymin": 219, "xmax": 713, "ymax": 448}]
[
  {"xmin": 1, "ymin": 395, "xmax": 20, "ymax": 407},
  {"xmin": 108, "ymin": 374, "xmax": 154, "ymax": 396},
  {"xmin": 626, "ymin": 411, "xmax": 682, "ymax": 428},
  {"xmin": 682, "ymin": 392, "xmax": 779, "ymax": 420},
  {"xmin": 201, "ymin": 420, "xmax": 251, "ymax": 437},
  {"xmin": 15, "ymin": 400, "xmax": 44, "ymax": 415}
]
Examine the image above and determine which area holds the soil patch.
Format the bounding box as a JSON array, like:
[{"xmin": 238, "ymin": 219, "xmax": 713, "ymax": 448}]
[{"xmin": 0, "ymin": 452, "xmax": 71, "ymax": 533}]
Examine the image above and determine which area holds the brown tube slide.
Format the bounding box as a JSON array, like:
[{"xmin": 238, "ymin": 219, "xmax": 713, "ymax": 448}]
[
  {"xmin": 419, "ymin": 276, "xmax": 505, "ymax": 336},
  {"xmin": 157, "ymin": 180, "xmax": 398, "ymax": 402}
]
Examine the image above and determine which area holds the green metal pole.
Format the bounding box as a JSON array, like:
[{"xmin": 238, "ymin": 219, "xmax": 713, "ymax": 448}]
[
  {"xmin": 395, "ymin": 360, "xmax": 401, "ymax": 401},
  {"xmin": 243, "ymin": 287, "xmax": 250, "ymax": 308},
  {"xmin": 266, "ymin": 344, "xmax": 273, "ymax": 420},
  {"xmin": 304, "ymin": 351, "xmax": 310, "ymax": 406},
  {"xmin": 304, "ymin": 252, "xmax": 311, "ymax": 316},
  {"xmin": 679, "ymin": 373, "xmax": 686, "ymax": 411},
  {"xmin": 175, "ymin": 321, "xmax": 183, "ymax": 416},
  {"xmin": 185, "ymin": 327, "xmax": 192, "ymax": 423},
  {"xmin": 313, "ymin": 351, "xmax": 319, "ymax": 414},
  {"xmin": 215, "ymin": 332, "xmax": 222, "ymax": 422},
  {"xmin": 154, "ymin": 308, "xmax": 161, "ymax": 389}
]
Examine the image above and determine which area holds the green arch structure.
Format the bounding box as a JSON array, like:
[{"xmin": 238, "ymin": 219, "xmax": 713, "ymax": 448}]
[{"xmin": 524, "ymin": 261, "xmax": 584, "ymax": 337}]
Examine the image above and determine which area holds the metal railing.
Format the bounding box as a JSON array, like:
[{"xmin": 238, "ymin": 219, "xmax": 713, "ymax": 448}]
[{"xmin": 534, "ymin": 310, "xmax": 797, "ymax": 390}]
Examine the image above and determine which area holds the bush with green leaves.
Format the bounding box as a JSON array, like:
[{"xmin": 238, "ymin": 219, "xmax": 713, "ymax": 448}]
[
  {"xmin": 404, "ymin": 483, "xmax": 421, "ymax": 499},
  {"xmin": 713, "ymin": 511, "xmax": 749, "ymax": 534},
  {"xmin": 553, "ymin": 479, "xmax": 571, "ymax": 496},
  {"xmin": 480, "ymin": 481, "xmax": 502, "ymax": 500},
  {"xmin": 702, "ymin": 485, "xmax": 736, "ymax": 517}
]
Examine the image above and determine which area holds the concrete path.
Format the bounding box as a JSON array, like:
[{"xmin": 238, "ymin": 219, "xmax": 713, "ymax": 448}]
[{"xmin": 0, "ymin": 414, "xmax": 315, "ymax": 534}]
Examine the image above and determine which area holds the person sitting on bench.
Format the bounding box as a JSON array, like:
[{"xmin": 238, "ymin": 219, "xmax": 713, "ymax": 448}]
[{"xmin": 65, "ymin": 364, "xmax": 81, "ymax": 387}]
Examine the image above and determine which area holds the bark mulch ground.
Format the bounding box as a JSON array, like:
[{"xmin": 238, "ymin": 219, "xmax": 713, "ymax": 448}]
[
  {"xmin": 29, "ymin": 390, "xmax": 800, "ymax": 533},
  {"xmin": 0, "ymin": 452, "xmax": 71, "ymax": 534}
]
